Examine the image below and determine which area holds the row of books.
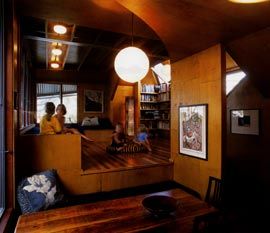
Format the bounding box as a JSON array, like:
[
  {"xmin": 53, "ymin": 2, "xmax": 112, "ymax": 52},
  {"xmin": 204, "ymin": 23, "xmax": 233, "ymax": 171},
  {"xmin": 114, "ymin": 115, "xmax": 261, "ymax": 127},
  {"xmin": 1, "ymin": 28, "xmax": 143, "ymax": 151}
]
[
  {"xmin": 141, "ymin": 84, "xmax": 156, "ymax": 93},
  {"xmin": 159, "ymin": 92, "xmax": 170, "ymax": 101},
  {"xmin": 160, "ymin": 83, "xmax": 170, "ymax": 92},
  {"xmin": 141, "ymin": 94, "xmax": 170, "ymax": 102},
  {"xmin": 140, "ymin": 94, "xmax": 158, "ymax": 102},
  {"xmin": 141, "ymin": 83, "xmax": 170, "ymax": 93},
  {"xmin": 157, "ymin": 121, "xmax": 170, "ymax": 130}
]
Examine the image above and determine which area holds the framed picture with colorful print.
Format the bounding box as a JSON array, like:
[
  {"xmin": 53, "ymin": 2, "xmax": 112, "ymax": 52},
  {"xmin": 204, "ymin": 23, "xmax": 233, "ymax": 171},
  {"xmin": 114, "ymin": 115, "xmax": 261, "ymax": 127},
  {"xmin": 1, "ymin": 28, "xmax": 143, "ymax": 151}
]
[{"xmin": 179, "ymin": 104, "xmax": 208, "ymax": 160}]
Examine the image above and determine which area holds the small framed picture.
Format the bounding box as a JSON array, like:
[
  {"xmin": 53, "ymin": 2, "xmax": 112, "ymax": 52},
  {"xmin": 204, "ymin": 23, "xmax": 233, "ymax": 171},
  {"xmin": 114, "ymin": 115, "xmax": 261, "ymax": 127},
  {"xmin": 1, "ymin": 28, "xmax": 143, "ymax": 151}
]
[
  {"xmin": 230, "ymin": 109, "xmax": 259, "ymax": 135},
  {"xmin": 179, "ymin": 104, "xmax": 208, "ymax": 160},
  {"xmin": 84, "ymin": 90, "xmax": 103, "ymax": 113}
]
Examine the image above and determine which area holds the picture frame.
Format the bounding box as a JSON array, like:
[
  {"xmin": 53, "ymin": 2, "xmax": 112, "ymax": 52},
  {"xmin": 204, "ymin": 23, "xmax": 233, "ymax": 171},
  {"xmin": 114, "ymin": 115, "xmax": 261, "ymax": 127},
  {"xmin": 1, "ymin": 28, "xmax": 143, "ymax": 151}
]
[
  {"xmin": 179, "ymin": 104, "xmax": 208, "ymax": 160},
  {"xmin": 230, "ymin": 109, "xmax": 259, "ymax": 135},
  {"xmin": 84, "ymin": 90, "xmax": 103, "ymax": 113}
]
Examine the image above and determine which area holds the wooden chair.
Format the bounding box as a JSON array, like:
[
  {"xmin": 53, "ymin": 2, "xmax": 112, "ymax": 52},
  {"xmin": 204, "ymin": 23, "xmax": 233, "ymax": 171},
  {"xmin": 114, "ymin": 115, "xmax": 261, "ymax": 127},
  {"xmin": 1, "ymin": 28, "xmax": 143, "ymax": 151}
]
[
  {"xmin": 193, "ymin": 176, "xmax": 225, "ymax": 233},
  {"xmin": 205, "ymin": 176, "xmax": 223, "ymax": 208}
]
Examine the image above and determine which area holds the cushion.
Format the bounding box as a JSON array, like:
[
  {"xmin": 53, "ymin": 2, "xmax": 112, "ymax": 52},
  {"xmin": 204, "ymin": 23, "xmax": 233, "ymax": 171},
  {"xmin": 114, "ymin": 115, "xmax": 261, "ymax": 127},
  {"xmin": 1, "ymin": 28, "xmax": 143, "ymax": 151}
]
[
  {"xmin": 81, "ymin": 117, "xmax": 99, "ymax": 126},
  {"xmin": 17, "ymin": 169, "xmax": 64, "ymax": 214},
  {"xmin": 106, "ymin": 142, "xmax": 147, "ymax": 154}
]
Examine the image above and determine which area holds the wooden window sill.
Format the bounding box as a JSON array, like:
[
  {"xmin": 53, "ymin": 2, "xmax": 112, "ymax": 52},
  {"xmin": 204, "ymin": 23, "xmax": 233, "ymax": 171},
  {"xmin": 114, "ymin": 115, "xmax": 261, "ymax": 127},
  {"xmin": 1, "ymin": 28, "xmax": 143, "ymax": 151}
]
[{"xmin": 0, "ymin": 208, "xmax": 13, "ymax": 233}]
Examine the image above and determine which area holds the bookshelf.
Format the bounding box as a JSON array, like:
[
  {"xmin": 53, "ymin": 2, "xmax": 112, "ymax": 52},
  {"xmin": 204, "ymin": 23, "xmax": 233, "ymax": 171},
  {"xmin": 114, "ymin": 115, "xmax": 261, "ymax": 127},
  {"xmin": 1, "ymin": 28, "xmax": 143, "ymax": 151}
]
[{"xmin": 140, "ymin": 83, "xmax": 170, "ymax": 138}]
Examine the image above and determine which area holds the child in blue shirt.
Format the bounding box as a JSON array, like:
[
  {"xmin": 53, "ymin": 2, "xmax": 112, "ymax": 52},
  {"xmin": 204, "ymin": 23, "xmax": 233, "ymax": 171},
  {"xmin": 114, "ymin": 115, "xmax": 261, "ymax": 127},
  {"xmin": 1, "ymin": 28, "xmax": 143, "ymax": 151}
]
[{"xmin": 134, "ymin": 125, "xmax": 152, "ymax": 152}]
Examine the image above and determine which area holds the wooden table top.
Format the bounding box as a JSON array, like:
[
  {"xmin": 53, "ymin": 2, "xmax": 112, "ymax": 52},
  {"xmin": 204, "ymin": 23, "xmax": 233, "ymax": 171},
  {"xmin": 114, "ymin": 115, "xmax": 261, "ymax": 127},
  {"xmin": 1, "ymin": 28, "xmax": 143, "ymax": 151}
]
[{"xmin": 15, "ymin": 188, "xmax": 216, "ymax": 233}]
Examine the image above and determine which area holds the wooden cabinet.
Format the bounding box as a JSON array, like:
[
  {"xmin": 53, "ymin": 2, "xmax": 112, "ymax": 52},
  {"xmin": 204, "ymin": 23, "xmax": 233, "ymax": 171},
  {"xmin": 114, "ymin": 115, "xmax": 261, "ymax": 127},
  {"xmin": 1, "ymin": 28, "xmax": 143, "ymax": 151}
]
[{"xmin": 140, "ymin": 83, "xmax": 170, "ymax": 138}]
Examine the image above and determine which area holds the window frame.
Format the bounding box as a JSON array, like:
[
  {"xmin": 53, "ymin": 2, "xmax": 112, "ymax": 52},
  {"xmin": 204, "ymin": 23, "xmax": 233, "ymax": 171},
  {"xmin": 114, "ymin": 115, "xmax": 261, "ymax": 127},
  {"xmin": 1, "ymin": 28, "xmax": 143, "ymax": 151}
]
[
  {"xmin": 0, "ymin": 0, "xmax": 5, "ymax": 218},
  {"xmin": 36, "ymin": 83, "xmax": 78, "ymax": 123}
]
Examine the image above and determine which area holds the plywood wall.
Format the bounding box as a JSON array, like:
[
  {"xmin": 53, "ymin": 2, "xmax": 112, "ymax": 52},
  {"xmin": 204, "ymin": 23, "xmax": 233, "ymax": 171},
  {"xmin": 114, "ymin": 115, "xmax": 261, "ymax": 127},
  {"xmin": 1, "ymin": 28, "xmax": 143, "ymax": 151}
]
[
  {"xmin": 226, "ymin": 78, "xmax": 270, "ymax": 209},
  {"xmin": 171, "ymin": 45, "xmax": 224, "ymax": 198},
  {"xmin": 110, "ymin": 85, "xmax": 134, "ymax": 126}
]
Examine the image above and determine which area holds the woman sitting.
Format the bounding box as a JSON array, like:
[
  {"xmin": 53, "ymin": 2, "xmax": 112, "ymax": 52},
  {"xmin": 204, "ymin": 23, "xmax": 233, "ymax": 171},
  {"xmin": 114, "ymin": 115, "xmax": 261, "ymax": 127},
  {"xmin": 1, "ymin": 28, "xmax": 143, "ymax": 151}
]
[
  {"xmin": 55, "ymin": 104, "xmax": 93, "ymax": 142},
  {"xmin": 40, "ymin": 102, "xmax": 62, "ymax": 135}
]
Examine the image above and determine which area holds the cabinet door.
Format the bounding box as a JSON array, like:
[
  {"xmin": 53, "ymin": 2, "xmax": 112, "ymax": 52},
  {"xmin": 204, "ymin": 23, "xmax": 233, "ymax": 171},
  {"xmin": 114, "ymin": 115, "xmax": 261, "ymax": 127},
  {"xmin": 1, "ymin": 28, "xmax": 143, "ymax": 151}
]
[{"xmin": 125, "ymin": 97, "xmax": 135, "ymax": 136}]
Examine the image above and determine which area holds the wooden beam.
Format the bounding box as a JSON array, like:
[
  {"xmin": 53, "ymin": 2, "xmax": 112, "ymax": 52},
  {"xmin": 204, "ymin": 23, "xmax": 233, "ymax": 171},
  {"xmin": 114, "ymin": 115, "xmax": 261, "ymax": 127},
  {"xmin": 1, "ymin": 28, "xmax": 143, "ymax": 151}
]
[
  {"xmin": 33, "ymin": 69, "xmax": 109, "ymax": 84},
  {"xmin": 77, "ymin": 32, "xmax": 103, "ymax": 71},
  {"xmin": 24, "ymin": 35, "xmax": 169, "ymax": 60},
  {"xmin": 45, "ymin": 21, "xmax": 48, "ymax": 69},
  {"xmin": 63, "ymin": 24, "xmax": 76, "ymax": 69}
]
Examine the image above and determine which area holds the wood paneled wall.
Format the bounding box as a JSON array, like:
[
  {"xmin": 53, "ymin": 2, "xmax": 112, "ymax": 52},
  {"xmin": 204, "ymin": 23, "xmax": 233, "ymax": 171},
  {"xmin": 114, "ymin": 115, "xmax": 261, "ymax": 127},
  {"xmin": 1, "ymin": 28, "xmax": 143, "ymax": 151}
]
[
  {"xmin": 171, "ymin": 45, "xmax": 225, "ymax": 198},
  {"xmin": 110, "ymin": 85, "xmax": 134, "ymax": 127},
  {"xmin": 226, "ymin": 78, "xmax": 270, "ymax": 210}
]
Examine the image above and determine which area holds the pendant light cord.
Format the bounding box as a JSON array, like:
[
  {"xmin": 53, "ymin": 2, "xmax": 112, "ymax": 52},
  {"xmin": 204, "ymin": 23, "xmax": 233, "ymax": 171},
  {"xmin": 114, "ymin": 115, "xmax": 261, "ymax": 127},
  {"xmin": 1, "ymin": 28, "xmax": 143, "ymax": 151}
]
[{"xmin": 131, "ymin": 13, "xmax": 134, "ymax": 46}]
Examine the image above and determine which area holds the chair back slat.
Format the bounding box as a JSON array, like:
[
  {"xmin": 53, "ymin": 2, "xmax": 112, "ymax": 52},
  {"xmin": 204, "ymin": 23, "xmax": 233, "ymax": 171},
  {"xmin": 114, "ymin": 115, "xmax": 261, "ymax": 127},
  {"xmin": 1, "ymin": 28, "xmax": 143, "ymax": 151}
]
[{"xmin": 205, "ymin": 176, "xmax": 223, "ymax": 209}]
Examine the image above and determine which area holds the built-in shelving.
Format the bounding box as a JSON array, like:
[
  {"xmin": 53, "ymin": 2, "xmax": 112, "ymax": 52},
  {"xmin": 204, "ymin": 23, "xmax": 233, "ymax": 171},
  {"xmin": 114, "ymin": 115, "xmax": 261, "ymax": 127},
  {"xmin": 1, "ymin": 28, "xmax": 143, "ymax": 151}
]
[{"xmin": 140, "ymin": 83, "xmax": 170, "ymax": 138}]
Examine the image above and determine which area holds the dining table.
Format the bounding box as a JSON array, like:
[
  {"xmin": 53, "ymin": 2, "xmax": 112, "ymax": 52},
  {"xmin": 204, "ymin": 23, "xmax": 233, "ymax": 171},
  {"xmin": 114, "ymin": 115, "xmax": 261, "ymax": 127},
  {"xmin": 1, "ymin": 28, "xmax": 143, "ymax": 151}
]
[{"xmin": 14, "ymin": 188, "xmax": 216, "ymax": 233}]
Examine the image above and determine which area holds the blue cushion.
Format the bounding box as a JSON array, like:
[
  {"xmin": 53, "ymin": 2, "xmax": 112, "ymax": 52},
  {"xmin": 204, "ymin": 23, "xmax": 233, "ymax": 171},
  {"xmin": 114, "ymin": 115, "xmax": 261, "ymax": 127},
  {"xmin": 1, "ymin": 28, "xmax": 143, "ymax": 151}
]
[{"xmin": 17, "ymin": 169, "xmax": 64, "ymax": 214}]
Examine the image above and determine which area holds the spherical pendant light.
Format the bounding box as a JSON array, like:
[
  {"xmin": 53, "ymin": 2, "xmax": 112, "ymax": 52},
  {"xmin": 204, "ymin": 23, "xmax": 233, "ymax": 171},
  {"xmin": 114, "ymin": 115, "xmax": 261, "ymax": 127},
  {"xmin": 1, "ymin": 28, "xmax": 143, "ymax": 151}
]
[{"xmin": 114, "ymin": 46, "xmax": 149, "ymax": 83}]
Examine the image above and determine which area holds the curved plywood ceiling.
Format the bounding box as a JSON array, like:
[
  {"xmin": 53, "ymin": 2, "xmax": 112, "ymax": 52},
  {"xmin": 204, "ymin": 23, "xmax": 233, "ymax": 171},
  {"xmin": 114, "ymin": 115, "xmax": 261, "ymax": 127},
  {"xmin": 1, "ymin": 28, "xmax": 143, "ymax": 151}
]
[
  {"xmin": 17, "ymin": 0, "xmax": 270, "ymax": 94},
  {"xmin": 17, "ymin": 0, "xmax": 159, "ymax": 40},
  {"xmin": 117, "ymin": 0, "xmax": 270, "ymax": 61}
]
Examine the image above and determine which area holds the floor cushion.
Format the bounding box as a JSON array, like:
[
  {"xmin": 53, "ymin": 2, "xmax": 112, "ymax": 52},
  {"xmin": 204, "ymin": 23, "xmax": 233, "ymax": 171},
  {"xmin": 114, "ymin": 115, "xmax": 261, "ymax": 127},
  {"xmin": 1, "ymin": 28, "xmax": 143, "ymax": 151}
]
[{"xmin": 17, "ymin": 169, "xmax": 64, "ymax": 214}]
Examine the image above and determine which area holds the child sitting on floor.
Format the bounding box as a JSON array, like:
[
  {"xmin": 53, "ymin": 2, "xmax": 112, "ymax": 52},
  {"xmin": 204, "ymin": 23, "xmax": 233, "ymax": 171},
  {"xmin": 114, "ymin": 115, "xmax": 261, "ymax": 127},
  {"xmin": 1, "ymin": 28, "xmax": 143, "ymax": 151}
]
[
  {"xmin": 111, "ymin": 123, "xmax": 126, "ymax": 152},
  {"xmin": 133, "ymin": 125, "xmax": 152, "ymax": 152}
]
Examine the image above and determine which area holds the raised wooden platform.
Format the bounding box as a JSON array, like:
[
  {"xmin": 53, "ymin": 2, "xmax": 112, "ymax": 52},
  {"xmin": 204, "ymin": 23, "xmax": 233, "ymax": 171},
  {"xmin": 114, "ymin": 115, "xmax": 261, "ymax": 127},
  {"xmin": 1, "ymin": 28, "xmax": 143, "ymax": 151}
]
[{"xmin": 81, "ymin": 138, "xmax": 172, "ymax": 174}]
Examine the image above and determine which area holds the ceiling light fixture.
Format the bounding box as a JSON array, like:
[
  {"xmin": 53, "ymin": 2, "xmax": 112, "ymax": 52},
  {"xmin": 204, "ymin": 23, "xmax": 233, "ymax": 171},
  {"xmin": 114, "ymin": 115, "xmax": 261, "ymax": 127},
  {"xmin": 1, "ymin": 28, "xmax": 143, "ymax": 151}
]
[
  {"xmin": 50, "ymin": 62, "xmax": 60, "ymax": 69},
  {"xmin": 114, "ymin": 13, "xmax": 149, "ymax": 83},
  {"xmin": 53, "ymin": 24, "xmax": 67, "ymax": 34},
  {"xmin": 229, "ymin": 0, "xmax": 269, "ymax": 3},
  {"xmin": 52, "ymin": 48, "xmax": 62, "ymax": 56}
]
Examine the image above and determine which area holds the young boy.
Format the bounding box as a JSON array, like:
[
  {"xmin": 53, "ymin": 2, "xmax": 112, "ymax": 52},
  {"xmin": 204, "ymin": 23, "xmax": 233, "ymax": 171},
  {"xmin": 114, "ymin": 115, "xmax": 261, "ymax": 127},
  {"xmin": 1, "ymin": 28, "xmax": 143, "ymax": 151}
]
[{"xmin": 134, "ymin": 125, "xmax": 152, "ymax": 152}]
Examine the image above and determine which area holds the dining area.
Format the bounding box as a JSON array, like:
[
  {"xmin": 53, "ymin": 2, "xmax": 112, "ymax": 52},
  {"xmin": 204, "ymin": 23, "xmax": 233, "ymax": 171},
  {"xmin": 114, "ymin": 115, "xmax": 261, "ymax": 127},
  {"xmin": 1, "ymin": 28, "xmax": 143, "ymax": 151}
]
[{"xmin": 14, "ymin": 181, "xmax": 222, "ymax": 233}]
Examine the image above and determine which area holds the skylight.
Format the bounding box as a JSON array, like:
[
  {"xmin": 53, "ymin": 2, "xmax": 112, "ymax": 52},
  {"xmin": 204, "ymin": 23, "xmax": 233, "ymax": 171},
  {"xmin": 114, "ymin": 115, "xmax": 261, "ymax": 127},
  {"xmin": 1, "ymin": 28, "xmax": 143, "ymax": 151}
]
[
  {"xmin": 226, "ymin": 70, "xmax": 246, "ymax": 95},
  {"xmin": 151, "ymin": 63, "xmax": 171, "ymax": 84}
]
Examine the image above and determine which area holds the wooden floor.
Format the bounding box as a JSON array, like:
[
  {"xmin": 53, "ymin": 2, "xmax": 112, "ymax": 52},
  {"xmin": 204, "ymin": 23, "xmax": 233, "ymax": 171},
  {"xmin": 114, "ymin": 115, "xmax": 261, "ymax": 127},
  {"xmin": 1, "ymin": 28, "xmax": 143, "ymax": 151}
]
[{"xmin": 81, "ymin": 138, "xmax": 172, "ymax": 174}]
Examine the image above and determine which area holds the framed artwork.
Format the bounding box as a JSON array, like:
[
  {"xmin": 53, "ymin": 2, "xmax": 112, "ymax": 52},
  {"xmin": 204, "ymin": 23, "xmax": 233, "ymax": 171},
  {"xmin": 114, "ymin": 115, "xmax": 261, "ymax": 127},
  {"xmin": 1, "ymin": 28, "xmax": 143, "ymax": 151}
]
[
  {"xmin": 179, "ymin": 104, "xmax": 208, "ymax": 160},
  {"xmin": 230, "ymin": 109, "xmax": 259, "ymax": 135},
  {"xmin": 84, "ymin": 90, "xmax": 103, "ymax": 113}
]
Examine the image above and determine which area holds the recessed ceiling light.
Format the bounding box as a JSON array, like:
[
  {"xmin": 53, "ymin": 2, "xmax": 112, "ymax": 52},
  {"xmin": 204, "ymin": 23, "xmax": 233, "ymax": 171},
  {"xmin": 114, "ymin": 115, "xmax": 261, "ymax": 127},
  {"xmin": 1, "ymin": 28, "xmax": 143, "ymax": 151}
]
[
  {"xmin": 229, "ymin": 0, "xmax": 269, "ymax": 3},
  {"xmin": 53, "ymin": 25, "xmax": 67, "ymax": 34},
  {"xmin": 52, "ymin": 48, "xmax": 62, "ymax": 56},
  {"xmin": 51, "ymin": 63, "xmax": 60, "ymax": 69}
]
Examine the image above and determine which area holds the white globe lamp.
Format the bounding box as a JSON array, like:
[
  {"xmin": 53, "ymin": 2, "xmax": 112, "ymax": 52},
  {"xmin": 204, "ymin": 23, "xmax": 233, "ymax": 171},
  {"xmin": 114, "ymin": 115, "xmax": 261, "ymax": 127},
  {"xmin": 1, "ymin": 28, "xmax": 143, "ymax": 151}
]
[{"xmin": 114, "ymin": 46, "xmax": 149, "ymax": 83}]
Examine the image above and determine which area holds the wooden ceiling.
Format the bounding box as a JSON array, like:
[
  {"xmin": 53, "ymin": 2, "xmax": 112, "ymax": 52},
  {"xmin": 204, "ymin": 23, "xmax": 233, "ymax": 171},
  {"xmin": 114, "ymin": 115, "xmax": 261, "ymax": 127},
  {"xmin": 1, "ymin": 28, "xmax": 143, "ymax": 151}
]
[
  {"xmin": 18, "ymin": 0, "xmax": 270, "ymax": 95},
  {"xmin": 21, "ymin": 16, "xmax": 168, "ymax": 74}
]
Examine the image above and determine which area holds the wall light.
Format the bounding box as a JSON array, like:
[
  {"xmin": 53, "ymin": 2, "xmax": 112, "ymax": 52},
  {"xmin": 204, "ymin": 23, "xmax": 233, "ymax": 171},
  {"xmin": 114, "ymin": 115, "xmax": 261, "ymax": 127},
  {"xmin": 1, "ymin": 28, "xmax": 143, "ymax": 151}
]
[
  {"xmin": 53, "ymin": 25, "xmax": 67, "ymax": 34},
  {"xmin": 229, "ymin": 0, "xmax": 269, "ymax": 3}
]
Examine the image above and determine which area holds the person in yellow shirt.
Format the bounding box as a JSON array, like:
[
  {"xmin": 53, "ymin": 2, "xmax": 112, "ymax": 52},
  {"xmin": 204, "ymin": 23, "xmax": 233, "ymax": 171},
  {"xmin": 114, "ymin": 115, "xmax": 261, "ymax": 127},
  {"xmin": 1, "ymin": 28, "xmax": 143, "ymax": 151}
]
[
  {"xmin": 55, "ymin": 104, "xmax": 93, "ymax": 141},
  {"xmin": 40, "ymin": 102, "xmax": 62, "ymax": 135}
]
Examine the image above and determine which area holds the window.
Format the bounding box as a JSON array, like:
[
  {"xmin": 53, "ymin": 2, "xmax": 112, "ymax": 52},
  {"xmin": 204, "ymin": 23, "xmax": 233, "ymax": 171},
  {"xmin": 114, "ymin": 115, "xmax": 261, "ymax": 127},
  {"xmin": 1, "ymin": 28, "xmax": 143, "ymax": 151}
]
[
  {"xmin": 0, "ymin": 0, "xmax": 5, "ymax": 217},
  {"xmin": 36, "ymin": 83, "xmax": 77, "ymax": 123},
  {"xmin": 226, "ymin": 70, "xmax": 246, "ymax": 95},
  {"xmin": 151, "ymin": 63, "xmax": 171, "ymax": 84}
]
